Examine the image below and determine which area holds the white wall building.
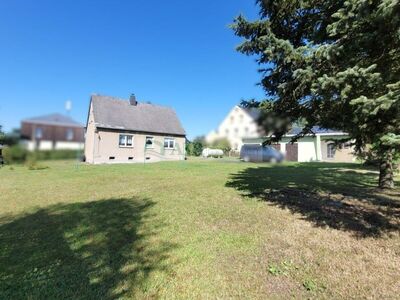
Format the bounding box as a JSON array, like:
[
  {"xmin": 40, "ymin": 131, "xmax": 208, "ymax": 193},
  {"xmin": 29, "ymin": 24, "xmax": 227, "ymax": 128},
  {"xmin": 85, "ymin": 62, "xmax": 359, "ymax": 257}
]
[
  {"xmin": 206, "ymin": 105, "xmax": 356, "ymax": 162},
  {"xmin": 205, "ymin": 106, "xmax": 261, "ymax": 152}
]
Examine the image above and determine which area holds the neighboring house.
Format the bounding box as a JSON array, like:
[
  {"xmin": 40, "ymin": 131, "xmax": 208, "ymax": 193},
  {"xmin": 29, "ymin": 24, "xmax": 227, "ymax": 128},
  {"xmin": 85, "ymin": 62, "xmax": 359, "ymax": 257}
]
[
  {"xmin": 243, "ymin": 127, "xmax": 356, "ymax": 163},
  {"xmin": 207, "ymin": 105, "xmax": 355, "ymax": 163},
  {"xmin": 21, "ymin": 113, "xmax": 84, "ymax": 151},
  {"xmin": 206, "ymin": 105, "xmax": 261, "ymax": 152},
  {"xmin": 84, "ymin": 94, "xmax": 186, "ymax": 164}
]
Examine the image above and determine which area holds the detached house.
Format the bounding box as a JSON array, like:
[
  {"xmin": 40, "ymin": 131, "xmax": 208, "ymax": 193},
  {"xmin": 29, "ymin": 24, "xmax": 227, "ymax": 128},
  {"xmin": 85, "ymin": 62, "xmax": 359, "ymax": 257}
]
[
  {"xmin": 84, "ymin": 94, "xmax": 186, "ymax": 164},
  {"xmin": 21, "ymin": 113, "xmax": 84, "ymax": 150}
]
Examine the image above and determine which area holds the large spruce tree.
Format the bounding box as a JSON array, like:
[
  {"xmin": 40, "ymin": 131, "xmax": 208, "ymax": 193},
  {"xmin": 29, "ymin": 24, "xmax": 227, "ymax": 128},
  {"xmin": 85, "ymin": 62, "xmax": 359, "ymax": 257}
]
[{"xmin": 233, "ymin": 0, "xmax": 400, "ymax": 188}]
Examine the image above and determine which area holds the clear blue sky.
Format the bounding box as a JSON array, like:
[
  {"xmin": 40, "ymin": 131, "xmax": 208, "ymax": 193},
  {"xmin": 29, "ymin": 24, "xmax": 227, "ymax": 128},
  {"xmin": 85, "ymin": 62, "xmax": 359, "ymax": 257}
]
[{"xmin": 0, "ymin": 0, "xmax": 264, "ymax": 139}]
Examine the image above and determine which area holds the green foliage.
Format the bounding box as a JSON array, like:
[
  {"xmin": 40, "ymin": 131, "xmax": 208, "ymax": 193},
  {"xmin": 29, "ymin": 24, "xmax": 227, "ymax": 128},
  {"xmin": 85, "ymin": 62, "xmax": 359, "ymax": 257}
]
[
  {"xmin": 233, "ymin": 0, "xmax": 400, "ymax": 187},
  {"xmin": 3, "ymin": 147, "xmax": 81, "ymax": 164},
  {"xmin": 268, "ymin": 264, "xmax": 283, "ymax": 276},
  {"xmin": 192, "ymin": 142, "xmax": 203, "ymax": 156},
  {"xmin": 3, "ymin": 145, "xmax": 29, "ymax": 163},
  {"xmin": 186, "ymin": 136, "xmax": 206, "ymax": 156},
  {"xmin": 32, "ymin": 149, "xmax": 82, "ymax": 160},
  {"xmin": 268, "ymin": 260, "xmax": 297, "ymax": 276},
  {"xmin": 303, "ymin": 278, "xmax": 318, "ymax": 292},
  {"xmin": 0, "ymin": 129, "xmax": 21, "ymax": 146},
  {"xmin": 210, "ymin": 138, "xmax": 231, "ymax": 154}
]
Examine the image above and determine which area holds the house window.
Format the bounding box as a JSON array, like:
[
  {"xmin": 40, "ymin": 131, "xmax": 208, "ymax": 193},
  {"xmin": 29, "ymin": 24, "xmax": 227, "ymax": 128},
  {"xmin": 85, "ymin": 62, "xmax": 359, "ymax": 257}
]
[
  {"xmin": 164, "ymin": 138, "xmax": 175, "ymax": 149},
  {"xmin": 234, "ymin": 128, "xmax": 239, "ymax": 136},
  {"xmin": 230, "ymin": 116, "xmax": 234, "ymax": 123},
  {"xmin": 119, "ymin": 134, "xmax": 133, "ymax": 147},
  {"xmin": 225, "ymin": 129, "xmax": 229, "ymax": 135},
  {"xmin": 66, "ymin": 128, "xmax": 74, "ymax": 141},
  {"xmin": 145, "ymin": 136, "xmax": 154, "ymax": 149},
  {"xmin": 35, "ymin": 127, "xmax": 43, "ymax": 139},
  {"xmin": 327, "ymin": 143, "xmax": 336, "ymax": 158}
]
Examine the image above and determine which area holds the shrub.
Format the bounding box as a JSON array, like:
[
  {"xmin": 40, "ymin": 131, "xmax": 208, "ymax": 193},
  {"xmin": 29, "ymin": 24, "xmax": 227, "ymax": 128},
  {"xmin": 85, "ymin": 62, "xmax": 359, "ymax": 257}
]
[
  {"xmin": 186, "ymin": 141, "xmax": 203, "ymax": 156},
  {"xmin": 32, "ymin": 149, "xmax": 82, "ymax": 160},
  {"xmin": 2, "ymin": 145, "xmax": 28, "ymax": 163}
]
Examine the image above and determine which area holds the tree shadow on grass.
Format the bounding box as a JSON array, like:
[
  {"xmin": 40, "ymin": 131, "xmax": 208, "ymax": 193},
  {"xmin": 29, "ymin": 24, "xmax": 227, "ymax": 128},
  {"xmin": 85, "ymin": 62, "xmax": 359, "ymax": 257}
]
[
  {"xmin": 0, "ymin": 197, "xmax": 177, "ymax": 299},
  {"xmin": 226, "ymin": 163, "xmax": 400, "ymax": 237}
]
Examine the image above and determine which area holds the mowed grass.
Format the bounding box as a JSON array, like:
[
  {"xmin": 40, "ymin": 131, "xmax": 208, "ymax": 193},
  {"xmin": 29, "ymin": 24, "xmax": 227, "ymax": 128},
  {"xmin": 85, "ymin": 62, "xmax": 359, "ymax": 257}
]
[{"xmin": 0, "ymin": 159, "xmax": 399, "ymax": 299}]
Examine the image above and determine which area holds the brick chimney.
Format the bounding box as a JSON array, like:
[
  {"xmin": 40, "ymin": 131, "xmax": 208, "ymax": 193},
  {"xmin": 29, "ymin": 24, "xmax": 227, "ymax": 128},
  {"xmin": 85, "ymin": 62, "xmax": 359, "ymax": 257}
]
[{"xmin": 129, "ymin": 94, "xmax": 137, "ymax": 106}]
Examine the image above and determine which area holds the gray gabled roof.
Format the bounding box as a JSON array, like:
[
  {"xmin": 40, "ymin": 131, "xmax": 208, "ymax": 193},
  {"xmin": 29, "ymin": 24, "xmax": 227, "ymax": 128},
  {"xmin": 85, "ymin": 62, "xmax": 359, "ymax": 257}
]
[
  {"xmin": 91, "ymin": 95, "xmax": 186, "ymax": 136},
  {"xmin": 22, "ymin": 113, "xmax": 83, "ymax": 128}
]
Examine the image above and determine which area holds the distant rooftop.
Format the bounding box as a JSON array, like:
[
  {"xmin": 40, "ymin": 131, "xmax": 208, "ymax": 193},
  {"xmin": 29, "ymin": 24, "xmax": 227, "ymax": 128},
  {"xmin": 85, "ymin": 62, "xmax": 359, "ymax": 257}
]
[{"xmin": 22, "ymin": 113, "xmax": 84, "ymax": 128}]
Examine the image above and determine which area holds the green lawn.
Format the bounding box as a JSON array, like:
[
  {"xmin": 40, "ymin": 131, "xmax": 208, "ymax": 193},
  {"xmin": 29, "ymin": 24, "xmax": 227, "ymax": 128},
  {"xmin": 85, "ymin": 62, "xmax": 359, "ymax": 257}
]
[{"xmin": 1, "ymin": 159, "xmax": 399, "ymax": 299}]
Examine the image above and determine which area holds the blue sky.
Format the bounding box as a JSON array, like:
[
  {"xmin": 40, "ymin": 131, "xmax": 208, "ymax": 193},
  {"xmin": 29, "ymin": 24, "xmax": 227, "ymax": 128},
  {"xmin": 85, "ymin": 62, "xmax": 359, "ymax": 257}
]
[{"xmin": 0, "ymin": 0, "xmax": 264, "ymax": 139}]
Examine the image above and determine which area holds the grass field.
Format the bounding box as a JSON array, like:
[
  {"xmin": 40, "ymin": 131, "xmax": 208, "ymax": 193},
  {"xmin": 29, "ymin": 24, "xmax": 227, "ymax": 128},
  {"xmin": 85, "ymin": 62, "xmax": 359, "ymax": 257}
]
[{"xmin": 1, "ymin": 159, "xmax": 399, "ymax": 299}]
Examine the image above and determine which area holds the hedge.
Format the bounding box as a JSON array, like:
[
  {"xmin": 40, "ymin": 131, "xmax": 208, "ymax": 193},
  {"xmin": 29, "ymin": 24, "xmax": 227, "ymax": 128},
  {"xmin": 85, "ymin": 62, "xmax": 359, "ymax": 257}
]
[{"xmin": 2, "ymin": 146, "xmax": 83, "ymax": 164}]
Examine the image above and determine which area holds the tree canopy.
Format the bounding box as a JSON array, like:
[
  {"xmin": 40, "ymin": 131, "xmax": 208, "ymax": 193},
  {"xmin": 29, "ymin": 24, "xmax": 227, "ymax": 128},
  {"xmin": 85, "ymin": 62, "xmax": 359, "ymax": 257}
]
[{"xmin": 233, "ymin": 0, "xmax": 400, "ymax": 188}]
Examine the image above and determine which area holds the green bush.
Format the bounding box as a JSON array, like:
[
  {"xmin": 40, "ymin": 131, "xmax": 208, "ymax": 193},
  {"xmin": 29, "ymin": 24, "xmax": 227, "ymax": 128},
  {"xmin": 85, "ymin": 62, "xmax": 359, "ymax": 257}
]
[
  {"xmin": 2, "ymin": 145, "xmax": 29, "ymax": 163},
  {"xmin": 186, "ymin": 141, "xmax": 203, "ymax": 156},
  {"xmin": 32, "ymin": 149, "xmax": 82, "ymax": 160},
  {"xmin": 2, "ymin": 147, "xmax": 82, "ymax": 164}
]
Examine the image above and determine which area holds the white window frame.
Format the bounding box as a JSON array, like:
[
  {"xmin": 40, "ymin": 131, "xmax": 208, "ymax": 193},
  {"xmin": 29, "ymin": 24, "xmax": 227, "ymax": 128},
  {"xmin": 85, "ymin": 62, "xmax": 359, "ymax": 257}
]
[
  {"xmin": 119, "ymin": 134, "xmax": 134, "ymax": 148},
  {"xmin": 327, "ymin": 143, "xmax": 335, "ymax": 158},
  {"xmin": 164, "ymin": 137, "xmax": 175, "ymax": 149},
  {"xmin": 145, "ymin": 136, "xmax": 154, "ymax": 149}
]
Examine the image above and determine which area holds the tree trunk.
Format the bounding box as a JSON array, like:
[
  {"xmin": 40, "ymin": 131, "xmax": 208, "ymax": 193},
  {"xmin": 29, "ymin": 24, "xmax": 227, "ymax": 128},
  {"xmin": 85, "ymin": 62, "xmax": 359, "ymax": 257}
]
[{"xmin": 378, "ymin": 152, "xmax": 394, "ymax": 189}]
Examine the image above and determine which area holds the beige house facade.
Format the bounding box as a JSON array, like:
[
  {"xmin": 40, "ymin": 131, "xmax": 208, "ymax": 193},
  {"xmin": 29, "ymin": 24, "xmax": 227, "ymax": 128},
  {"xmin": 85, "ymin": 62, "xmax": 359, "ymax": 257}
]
[{"xmin": 85, "ymin": 94, "xmax": 186, "ymax": 164}]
